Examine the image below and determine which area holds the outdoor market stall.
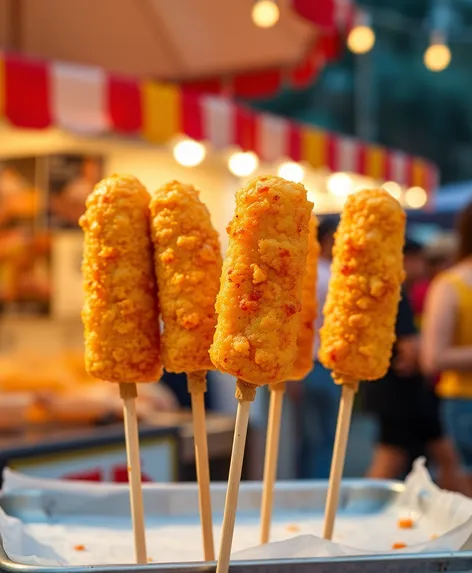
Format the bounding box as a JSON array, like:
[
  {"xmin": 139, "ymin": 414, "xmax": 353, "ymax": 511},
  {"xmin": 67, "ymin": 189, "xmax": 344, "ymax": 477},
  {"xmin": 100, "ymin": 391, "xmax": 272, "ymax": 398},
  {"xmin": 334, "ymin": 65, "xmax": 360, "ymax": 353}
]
[
  {"xmin": 0, "ymin": 50, "xmax": 437, "ymax": 475},
  {"xmin": 4, "ymin": 32, "xmax": 472, "ymax": 573}
]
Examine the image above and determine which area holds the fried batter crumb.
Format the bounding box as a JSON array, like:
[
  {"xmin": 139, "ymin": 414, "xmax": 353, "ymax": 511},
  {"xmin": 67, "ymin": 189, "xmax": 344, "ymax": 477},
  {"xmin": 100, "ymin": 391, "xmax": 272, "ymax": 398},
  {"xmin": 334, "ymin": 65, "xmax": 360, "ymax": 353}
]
[
  {"xmin": 398, "ymin": 517, "xmax": 414, "ymax": 529},
  {"xmin": 74, "ymin": 544, "xmax": 86, "ymax": 551},
  {"xmin": 392, "ymin": 542, "xmax": 407, "ymax": 550},
  {"xmin": 286, "ymin": 524, "xmax": 301, "ymax": 533}
]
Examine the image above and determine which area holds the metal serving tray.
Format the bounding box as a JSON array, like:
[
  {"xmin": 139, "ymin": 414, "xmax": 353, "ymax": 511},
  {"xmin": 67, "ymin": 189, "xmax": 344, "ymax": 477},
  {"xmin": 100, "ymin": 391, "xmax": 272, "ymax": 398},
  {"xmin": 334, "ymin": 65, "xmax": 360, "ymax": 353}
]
[{"xmin": 1, "ymin": 480, "xmax": 472, "ymax": 573}]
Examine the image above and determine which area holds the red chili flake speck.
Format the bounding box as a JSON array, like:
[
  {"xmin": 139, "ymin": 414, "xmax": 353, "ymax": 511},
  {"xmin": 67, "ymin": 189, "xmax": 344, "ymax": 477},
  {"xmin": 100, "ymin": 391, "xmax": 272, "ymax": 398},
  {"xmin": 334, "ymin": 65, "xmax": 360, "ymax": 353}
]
[{"xmin": 284, "ymin": 303, "xmax": 297, "ymax": 317}]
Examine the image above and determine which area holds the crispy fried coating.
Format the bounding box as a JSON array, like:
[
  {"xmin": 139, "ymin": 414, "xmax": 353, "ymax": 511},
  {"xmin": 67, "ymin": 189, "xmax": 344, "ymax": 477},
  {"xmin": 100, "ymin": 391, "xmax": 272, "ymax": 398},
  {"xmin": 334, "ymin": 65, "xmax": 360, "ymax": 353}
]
[
  {"xmin": 319, "ymin": 189, "xmax": 405, "ymax": 384},
  {"xmin": 80, "ymin": 175, "xmax": 162, "ymax": 383},
  {"xmin": 290, "ymin": 215, "xmax": 320, "ymax": 381},
  {"xmin": 210, "ymin": 176, "xmax": 313, "ymax": 386},
  {"xmin": 150, "ymin": 181, "xmax": 222, "ymax": 374}
]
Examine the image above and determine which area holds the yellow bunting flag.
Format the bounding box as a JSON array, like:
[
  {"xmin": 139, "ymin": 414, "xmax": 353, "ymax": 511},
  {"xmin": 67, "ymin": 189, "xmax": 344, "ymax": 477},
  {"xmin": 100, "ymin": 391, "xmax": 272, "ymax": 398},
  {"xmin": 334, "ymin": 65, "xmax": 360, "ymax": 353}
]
[
  {"xmin": 142, "ymin": 81, "xmax": 181, "ymax": 144},
  {"xmin": 411, "ymin": 158, "xmax": 427, "ymax": 189},
  {"xmin": 302, "ymin": 128, "xmax": 327, "ymax": 169},
  {"xmin": 365, "ymin": 146, "xmax": 386, "ymax": 180}
]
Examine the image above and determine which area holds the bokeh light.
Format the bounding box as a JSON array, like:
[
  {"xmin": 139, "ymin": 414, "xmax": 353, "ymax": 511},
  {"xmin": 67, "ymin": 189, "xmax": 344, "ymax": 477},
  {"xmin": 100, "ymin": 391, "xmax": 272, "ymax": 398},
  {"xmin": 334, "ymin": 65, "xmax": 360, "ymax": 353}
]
[
  {"xmin": 251, "ymin": 0, "xmax": 280, "ymax": 28},
  {"xmin": 382, "ymin": 181, "xmax": 402, "ymax": 201},
  {"xmin": 228, "ymin": 151, "xmax": 259, "ymax": 177},
  {"xmin": 173, "ymin": 139, "xmax": 206, "ymax": 167},
  {"xmin": 347, "ymin": 25, "xmax": 376, "ymax": 55},
  {"xmin": 424, "ymin": 43, "xmax": 451, "ymax": 72},
  {"xmin": 404, "ymin": 186, "xmax": 427, "ymax": 209},
  {"xmin": 277, "ymin": 162, "xmax": 304, "ymax": 183},
  {"xmin": 327, "ymin": 173, "xmax": 353, "ymax": 196}
]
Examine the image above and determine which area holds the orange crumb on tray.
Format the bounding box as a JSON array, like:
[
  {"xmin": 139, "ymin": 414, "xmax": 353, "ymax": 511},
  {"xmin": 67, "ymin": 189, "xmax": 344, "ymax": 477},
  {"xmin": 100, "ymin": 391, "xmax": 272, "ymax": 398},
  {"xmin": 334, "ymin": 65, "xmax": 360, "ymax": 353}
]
[
  {"xmin": 392, "ymin": 542, "xmax": 407, "ymax": 550},
  {"xmin": 74, "ymin": 545, "xmax": 86, "ymax": 551},
  {"xmin": 398, "ymin": 518, "xmax": 414, "ymax": 529},
  {"xmin": 148, "ymin": 557, "xmax": 153, "ymax": 562},
  {"xmin": 431, "ymin": 534, "xmax": 438, "ymax": 540},
  {"xmin": 286, "ymin": 524, "xmax": 300, "ymax": 533}
]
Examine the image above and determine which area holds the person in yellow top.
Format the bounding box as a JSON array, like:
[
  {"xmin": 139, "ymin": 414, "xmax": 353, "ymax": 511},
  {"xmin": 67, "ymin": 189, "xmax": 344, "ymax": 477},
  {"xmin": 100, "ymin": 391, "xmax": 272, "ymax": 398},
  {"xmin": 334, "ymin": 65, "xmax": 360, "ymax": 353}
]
[{"xmin": 421, "ymin": 200, "xmax": 472, "ymax": 471}]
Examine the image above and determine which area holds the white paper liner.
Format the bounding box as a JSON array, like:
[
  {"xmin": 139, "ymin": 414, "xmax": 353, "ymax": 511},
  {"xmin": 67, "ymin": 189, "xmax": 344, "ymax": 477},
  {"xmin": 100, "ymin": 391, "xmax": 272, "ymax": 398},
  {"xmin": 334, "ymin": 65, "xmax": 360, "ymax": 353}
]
[{"xmin": 0, "ymin": 459, "xmax": 471, "ymax": 566}]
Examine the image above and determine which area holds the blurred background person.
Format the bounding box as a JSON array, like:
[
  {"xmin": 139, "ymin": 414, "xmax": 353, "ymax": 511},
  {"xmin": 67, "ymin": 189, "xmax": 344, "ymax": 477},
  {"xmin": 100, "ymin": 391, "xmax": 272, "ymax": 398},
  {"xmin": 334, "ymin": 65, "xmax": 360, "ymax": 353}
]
[
  {"xmin": 296, "ymin": 217, "xmax": 340, "ymax": 479},
  {"xmin": 364, "ymin": 239, "xmax": 469, "ymax": 493},
  {"xmin": 421, "ymin": 201, "xmax": 472, "ymax": 478},
  {"xmin": 403, "ymin": 238, "xmax": 427, "ymax": 297},
  {"xmin": 410, "ymin": 234, "xmax": 458, "ymax": 320}
]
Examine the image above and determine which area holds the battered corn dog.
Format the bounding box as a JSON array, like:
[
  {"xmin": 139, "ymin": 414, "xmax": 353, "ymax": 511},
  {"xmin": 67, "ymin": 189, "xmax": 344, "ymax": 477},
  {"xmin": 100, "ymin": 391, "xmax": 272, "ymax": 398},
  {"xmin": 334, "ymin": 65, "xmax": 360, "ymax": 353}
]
[
  {"xmin": 210, "ymin": 175, "xmax": 313, "ymax": 397},
  {"xmin": 290, "ymin": 214, "xmax": 320, "ymax": 381},
  {"xmin": 150, "ymin": 181, "xmax": 222, "ymax": 377},
  {"xmin": 319, "ymin": 188, "xmax": 405, "ymax": 384},
  {"xmin": 80, "ymin": 175, "xmax": 162, "ymax": 383},
  {"xmin": 260, "ymin": 214, "xmax": 319, "ymax": 545}
]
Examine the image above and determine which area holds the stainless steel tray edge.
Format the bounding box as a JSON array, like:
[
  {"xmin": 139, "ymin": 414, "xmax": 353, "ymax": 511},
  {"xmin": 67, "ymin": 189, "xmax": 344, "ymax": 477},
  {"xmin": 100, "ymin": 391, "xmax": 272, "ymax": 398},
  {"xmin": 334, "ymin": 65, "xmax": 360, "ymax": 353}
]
[
  {"xmin": 2, "ymin": 540, "xmax": 472, "ymax": 573},
  {"xmin": 1, "ymin": 479, "xmax": 471, "ymax": 573}
]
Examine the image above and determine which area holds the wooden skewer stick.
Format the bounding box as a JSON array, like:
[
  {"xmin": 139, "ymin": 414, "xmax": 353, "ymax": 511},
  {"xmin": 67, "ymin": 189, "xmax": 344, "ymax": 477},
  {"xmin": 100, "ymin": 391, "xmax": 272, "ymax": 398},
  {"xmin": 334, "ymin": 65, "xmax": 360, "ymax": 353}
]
[
  {"xmin": 119, "ymin": 383, "xmax": 147, "ymax": 565},
  {"xmin": 322, "ymin": 382, "xmax": 358, "ymax": 541},
  {"xmin": 260, "ymin": 381, "xmax": 285, "ymax": 544},
  {"xmin": 216, "ymin": 379, "xmax": 256, "ymax": 573},
  {"xmin": 187, "ymin": 370, "xmax": 215, "ymax": 562}
]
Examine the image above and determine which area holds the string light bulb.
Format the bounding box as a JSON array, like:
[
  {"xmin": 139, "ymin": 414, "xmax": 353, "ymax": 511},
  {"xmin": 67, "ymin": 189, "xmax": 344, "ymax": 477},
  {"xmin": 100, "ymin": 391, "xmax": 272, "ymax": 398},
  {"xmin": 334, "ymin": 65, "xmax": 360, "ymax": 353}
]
[
  {"xmin": 173, "ymin": 138, "xmax": 206, "ymax": 167},
  {"xmin": 228, "ymin": 151, "xmax": 259, "ymax": 177},
  {"xmin": 277, "ymin": 161, "xmax": 304, "ymax": 183},
  {"xmin": 382, "ymin": 181, "xmax": 402, "ymax": 201},
  {"xmin": 405, "ymin": 186, "xmax": 428, "ymax": 209},
  {"xmin": 424, "ymin": 32, "xmax": 451, "ymax": 72},
  {"xmin": 252, "ymin": 0, "xmax": 280, "ymax": 28},
  {"xmin": 347, "ymin": 9, "xmax": 375, "ymax": 55},
  {"xmin": 327, "ymin": 173, "xmax": 353, "ymax": 196}
]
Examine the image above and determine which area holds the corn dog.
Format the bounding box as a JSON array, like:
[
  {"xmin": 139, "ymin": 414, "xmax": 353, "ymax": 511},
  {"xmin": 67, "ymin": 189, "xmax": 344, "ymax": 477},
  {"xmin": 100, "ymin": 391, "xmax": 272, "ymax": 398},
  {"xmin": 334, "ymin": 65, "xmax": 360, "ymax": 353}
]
[
  {"xmin": 210, "ymin": 175, "xmax": 313, "ymax": 397},
  {"xmin": 319, "ymin": 188, "xmax": 405, "ymax": 383},
  {"xmin": 80, "ymin": 174, "xmax": 162, "ymax": 564},
  {"xmin": 320, "ymin": 188, "xmax": 405, "ymax": 541},
  {"xmin": 150, "ymin": 180, "xmax": 222, "ymax": 561},
  {"xmin": 150, "ymin": 181, "xmax": 222, "ymax": 378},
  {"xmin": 213, "ymin": 175, "xmax": 312, "ymax": 573},
  {"xmin": 80, "ymin": 174, "xmax": 162, "ymax": 383},
  {"xmin": 260, "ymin": 214, "xmax": 319, "ymax": 544}
]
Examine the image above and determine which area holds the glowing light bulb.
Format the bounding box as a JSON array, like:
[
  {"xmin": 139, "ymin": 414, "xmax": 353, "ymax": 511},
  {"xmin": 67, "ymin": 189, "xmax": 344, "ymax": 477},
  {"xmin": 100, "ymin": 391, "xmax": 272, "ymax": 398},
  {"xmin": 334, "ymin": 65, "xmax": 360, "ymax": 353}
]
[
  {"xmin": 173, "ymin": 139, "xmax": 206, "ymax": 167},
  {"xmin": 252, "ymin": 0, "xmax": 280, "ymax": 28},
  {"xmin": 347, "ymin": 25, "xmax": 375, "ymax": 54},
  {"xmin": 405, "ymin": 186, "xmax": 427, "ymax": 209},
  {"xmin": 382, "ymin": 181, "xmax": 402, "ymax": 201},
  {"xmin": 228, "ymin": 151, "xmax": 259, "ymax": 177},
  {"xmin": 327, "ymin": 173, "xmax": 353, "ymax": 197},
  {"xmin": 277, "ymin": 162, "xmax": 304, "ymax": 183},
  {"xmin": 424, "ymin": 43, "xmax": 451, "ymax": 72}
]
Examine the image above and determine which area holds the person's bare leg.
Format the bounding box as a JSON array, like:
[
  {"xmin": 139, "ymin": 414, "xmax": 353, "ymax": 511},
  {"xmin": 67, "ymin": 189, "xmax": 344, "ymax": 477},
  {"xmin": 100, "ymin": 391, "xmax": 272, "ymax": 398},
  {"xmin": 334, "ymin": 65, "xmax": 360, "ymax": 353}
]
[
  {"xmin": 366, "ymin": 445, "xmax": 408, "ymax": 479},
  {"xmin": 428, "ymin": 437, "xmax": 471, "ymax": 496}
]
